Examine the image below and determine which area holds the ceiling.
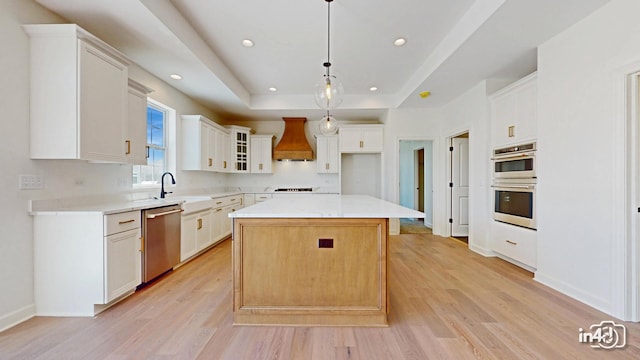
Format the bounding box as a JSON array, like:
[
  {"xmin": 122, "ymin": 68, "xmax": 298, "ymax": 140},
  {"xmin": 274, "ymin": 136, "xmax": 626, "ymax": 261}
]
[{"xmin": 35, "ymin": 0, "xmax": 610, "ymax": 123}]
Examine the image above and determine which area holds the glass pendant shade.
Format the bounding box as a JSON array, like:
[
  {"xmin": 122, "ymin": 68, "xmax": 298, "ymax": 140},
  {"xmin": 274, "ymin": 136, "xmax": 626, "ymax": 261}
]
[
  {"xmin": 319, "ymin": 114, "xmax": 338, "ymax": 135},
  {"xmin": 314, "ymin": 74, "xmax": 344, "ymax": 110}
]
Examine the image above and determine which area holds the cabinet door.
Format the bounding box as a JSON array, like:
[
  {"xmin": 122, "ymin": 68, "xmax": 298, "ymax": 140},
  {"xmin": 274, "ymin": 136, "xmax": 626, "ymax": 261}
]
[
  {"xmin": 180, "ymin": 213, "xmax": 198, "ymax": 261},
  {"xmin": 250, "ymin": 137, "xmax": 273, "ymax": 173},
  {"xmin": 196, "ymin": 210, "xmax": 213, "ymax": 250},
  {"xmin": 490, "ymin": 73, "xmax": 537, "ymax": 147},
  {"xmin": 243, "ymin": 194, "xmax": 256, "ymax": 207},
  {"xmin": 127, "ymin": 86, "xmax": 148, "ymax": 165},
  {"xmin": 361, "ymin": 128, "xmax": 383, "ymax": 152},
  {"xmin": 491, "ymin": 93, "xmax": 517, "ymax": 146},
  {"xmin": 338, "ymin": 127, "xmax": 362, "ymax": 152},
  {"xmin": 515, "ymin": 81, "xmax": 537, "ymax": 142},
  {"xmin": 105, "ymin": 228, "xmax": 141, "ymax": 303},
  {"xmin": 79, "ymin": 41, "xmax": 128, "ymax": 162},
  {"xmin": 211, "ymin": 207, "xmax": 225, "ymax": 243},
  {"xmin": 214, "ymin": 129, "xmax": 230, "ymax": 172},
  {"xmin": 206, "ymin": 125, "xmax": 217, "ymax": 171},
  {"xmin": 316, "ymin": 136, "xmax": 339, "ymax": 173},
  {"xmin": 231, "ymin": 129, "xmax": 250, "ymax": 172}
]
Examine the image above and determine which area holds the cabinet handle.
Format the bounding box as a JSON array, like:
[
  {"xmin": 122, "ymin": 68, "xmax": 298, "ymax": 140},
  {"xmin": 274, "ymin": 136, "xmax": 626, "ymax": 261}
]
[
  {"xmin": 197, "ymin": 218, "xmax": 202, "ymax": 230},
  {"xmin": 125, "ymin": 140, "xmax": 131, "ymax": 155},
  {"xmin": 259, "ymin": 163, "xmax": 263, "ymax": 170},
  {"xmin": 208, "ymin": 158, "xmax": 213, "ymax": 167},
  {"xmin": 118, "ymin": 219, "xmax": 135, "ymax": 225},
  {"xmin": 506, "ymin": 240, "xmax": 518, "ymax": 245},
  {"xmin": 216, "ymin": 201, "xmax": 223, "ymax": 205},
  {"xmin": 146, "ymin": 146, "xmax": 150, "ymax": 159},
  {"xmin": 326, "ymin": 163, "xmax": 329, "ymax": 170},
  {"xmin": 359, "ymin": 140, "xmax": 364, "ymax": 148},
  {"xmin": 140, "ymin": 236, "xmax": 144, "ymax": 253},
  {"xmin": 216, "ymin": 208, "xmax": 223, "ymax": 212},
  {"xmin": 224, "ymin": 160, "xmax": 227, "ymax": 168}
]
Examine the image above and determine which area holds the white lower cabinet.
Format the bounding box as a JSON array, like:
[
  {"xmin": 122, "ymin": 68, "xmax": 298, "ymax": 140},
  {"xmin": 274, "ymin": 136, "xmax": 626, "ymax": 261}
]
[
  {"xmin": 180, "ymin": 209, "xmax": 212, "ymax": 262},
  {"xmin": 105, "ymin": 228, "xmax": 142, "ymax": 303},
  {"xmin": 490, "ymin": 221, "xmax": 537, "ymax": 269},
  {"xmin": 212, "ymin": 195, "xmax": 242, "ymax": 242},
  {"xmin": 34, "ymin": 210, "xmax": 142, "ymax": 316},
  {"xmin": 180, "ymin": 194, "xmax": 242, "ymax": 263}
]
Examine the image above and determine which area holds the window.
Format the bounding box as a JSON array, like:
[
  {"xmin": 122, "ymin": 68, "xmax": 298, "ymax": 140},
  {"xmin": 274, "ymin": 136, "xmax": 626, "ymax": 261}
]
[{"xmin": 133, "ymin": 100, "xmax": 175, "ymax": 186}]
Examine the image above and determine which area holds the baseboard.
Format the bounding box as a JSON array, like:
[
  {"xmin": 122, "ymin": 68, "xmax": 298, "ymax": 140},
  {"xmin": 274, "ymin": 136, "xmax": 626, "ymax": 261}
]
[
  {"xmin": 534, "ymin": 272, "xmax": 615, "ymax": 319},
  {"xmin": 0, "ymin": 304, "xmax": 35, "ymax": 333},
  {"xmin": 469, "ymin": 243, "xmax": 495, "ymax": 257}
]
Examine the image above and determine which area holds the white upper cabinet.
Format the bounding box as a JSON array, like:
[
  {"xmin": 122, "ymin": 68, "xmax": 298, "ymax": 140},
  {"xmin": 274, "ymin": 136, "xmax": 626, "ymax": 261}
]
[
  {"xmin": 250, "ymin": 135, "xmax": 274, "ymax": 173},
  {"xmin": 227, "ymin": 126, "xmax": 251, "ymax": 173},
  {"xmin": 24, "ymin": 24, "xmax": 131, "ymax": 162},
  {"xmin": 339, "ymin": 124, "xmax": 384, "ymax": 153},
  {"xmin": 490, "ymin": 72, "xmax": 537, "ymax": 147},
  {"xmin": 316, "ymin": 135, "xmax": 339, "ymax": 173},
  {"xmin": 182, "ymin": 115, "xmax": 230, "ymax": 172},
  {"xmin": 126, "ymin": 80, "xmax": 153, "ymax": 165}
]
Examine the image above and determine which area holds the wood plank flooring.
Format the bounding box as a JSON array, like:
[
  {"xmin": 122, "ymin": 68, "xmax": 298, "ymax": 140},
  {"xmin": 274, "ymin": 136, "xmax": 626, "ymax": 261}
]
[{"xmin": 1, "ymin": 232, "xmax": 640, "ymax": 359}]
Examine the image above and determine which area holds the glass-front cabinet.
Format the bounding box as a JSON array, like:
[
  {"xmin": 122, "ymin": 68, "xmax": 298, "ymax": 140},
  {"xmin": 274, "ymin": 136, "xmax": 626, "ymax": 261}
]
[{"xmin": 227, "ymin": 125, "xmax": 251, "ymax": 173}]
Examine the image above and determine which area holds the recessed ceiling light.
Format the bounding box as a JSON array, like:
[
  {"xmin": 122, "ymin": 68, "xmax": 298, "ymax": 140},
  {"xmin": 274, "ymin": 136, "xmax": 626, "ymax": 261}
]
[
  {"xmin": 170, "ymin": 74, "xmax": 182, "ymax": 80},
  {"xmin": 268, "ymin": 87, "xmax": 277, "ymax": 92},
  {"xmin": 393, "ymin": 37, "xmax": 407, "ymax": 47},
  {"xmin": 242, "ymin": 39, "xmax": 254, "ymax": 47},
  {"xmin": 369, "ymin": 86, "xmax": 378, "ymax": 92}
]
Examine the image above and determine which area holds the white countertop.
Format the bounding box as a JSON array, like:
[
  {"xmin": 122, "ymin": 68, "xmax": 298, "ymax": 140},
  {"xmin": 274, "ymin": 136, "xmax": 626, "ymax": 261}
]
[
  {"xmin": 229, "ymin": 194, "xmax": 425, "ymax": 218},
  {"xmin": 30, "ymin": 192, "xmax": 243, "ymax": 215}
]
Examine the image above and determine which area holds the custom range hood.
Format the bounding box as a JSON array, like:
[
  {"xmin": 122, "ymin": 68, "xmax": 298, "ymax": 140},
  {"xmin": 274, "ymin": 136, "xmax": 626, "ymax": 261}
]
[{"xmin": 273, "ymin": 117, "xmax": 314, "ymax": 161}]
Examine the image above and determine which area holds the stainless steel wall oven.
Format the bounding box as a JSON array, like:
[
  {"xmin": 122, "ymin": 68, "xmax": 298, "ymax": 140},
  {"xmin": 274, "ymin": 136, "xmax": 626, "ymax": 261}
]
[
  {"xmin": 492, "ymin": 142, "xmax": 537, "ymax": 229},
  {"xmin": 492, "ymin": 179, "xmax": 536, "ymax": 229},
  {"xmin": 492, "ymin": 142, "xmax": 536, "ymax": 179}
]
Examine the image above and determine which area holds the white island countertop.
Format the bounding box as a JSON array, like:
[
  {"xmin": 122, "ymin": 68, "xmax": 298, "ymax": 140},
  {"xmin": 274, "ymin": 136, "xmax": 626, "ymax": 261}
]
[{"xmin": 229, "ymin": 194, "xmax": 424, "ymax": 218}]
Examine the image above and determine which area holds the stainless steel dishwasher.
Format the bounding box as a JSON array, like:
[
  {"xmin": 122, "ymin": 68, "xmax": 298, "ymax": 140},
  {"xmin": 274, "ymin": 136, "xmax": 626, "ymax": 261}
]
[{"xmin": 141, "ymin": 204, "xmax": 182, "ymax": 284}]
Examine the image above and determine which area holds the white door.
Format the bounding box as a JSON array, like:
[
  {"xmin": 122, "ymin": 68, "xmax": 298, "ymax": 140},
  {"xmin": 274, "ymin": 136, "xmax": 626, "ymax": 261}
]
[{"xmin": 451, "ymin": 137, "xmax": 469, "ymax": 236}]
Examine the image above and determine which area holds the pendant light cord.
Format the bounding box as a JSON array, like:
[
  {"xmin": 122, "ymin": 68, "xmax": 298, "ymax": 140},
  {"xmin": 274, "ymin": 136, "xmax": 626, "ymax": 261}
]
[{"xmin": 325, "ymin": 0, "xmax": 332, "ymax": 77}]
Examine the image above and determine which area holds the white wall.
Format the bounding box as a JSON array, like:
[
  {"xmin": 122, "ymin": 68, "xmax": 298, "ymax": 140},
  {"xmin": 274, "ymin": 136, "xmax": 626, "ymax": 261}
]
[
  {"xmin": 441, "ymin": 80, "xmax": 503, "ymax": 254},
  {"xmin": 535, "ymin": 0, "xmax": 640, "ymax": 318},
  {"xmin": 0, "ymin": 0, "xmax": 229, "ymax": 331},
  {"xmin": 383, "ymin": 108, "xmax": 446, "ymax": 234}
]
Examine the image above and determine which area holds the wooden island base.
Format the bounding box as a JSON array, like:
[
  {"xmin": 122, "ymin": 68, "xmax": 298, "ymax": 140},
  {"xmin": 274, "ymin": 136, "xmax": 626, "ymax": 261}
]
[{"xmin": 232, "ymin": 217, "xmax": 388, "ymax": 326}]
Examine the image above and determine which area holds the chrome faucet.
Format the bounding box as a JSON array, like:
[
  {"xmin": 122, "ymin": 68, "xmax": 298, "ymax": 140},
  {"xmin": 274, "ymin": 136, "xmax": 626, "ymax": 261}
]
[{"xmin": 160, "ymin": 172, "xmax": 175, "ymax": 199}]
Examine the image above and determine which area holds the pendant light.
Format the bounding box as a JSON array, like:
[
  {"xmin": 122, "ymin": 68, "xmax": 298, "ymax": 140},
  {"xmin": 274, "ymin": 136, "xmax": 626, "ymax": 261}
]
[
  {"xmin": 319, "ymin": 111, "xmax": 338, "ymax": 135},
  {"xmin": 315, "ymin": 0, "xmax": 342, "ymax": 134}
]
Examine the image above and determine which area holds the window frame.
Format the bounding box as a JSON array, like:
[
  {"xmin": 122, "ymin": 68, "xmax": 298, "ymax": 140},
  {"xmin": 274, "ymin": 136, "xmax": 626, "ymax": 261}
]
[{"xmin": 132, "ymin": 98, "xmax": 176, "ymax": 189}]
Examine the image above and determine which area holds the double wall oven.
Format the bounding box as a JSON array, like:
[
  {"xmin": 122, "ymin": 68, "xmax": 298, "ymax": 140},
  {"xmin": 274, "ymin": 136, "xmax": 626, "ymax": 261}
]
[{"xmin": 492, "ymin": 142, "xmax": 537, "ymax": 230}]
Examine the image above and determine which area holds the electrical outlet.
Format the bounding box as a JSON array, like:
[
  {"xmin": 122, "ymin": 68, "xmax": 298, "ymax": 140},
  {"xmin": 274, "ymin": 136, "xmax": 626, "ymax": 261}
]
[{"xmin": 19, "ymin": 175, "xmax": 44, "ymax": 190}]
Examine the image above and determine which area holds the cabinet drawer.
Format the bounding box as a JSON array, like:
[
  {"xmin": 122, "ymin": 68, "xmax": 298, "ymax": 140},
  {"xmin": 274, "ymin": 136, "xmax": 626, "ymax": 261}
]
[
  {"xmin": 212, "ymin": 195, "xmax": 242, "ymax": 208},
  {"xmin": 104, "ymin": 211, "xmax": 140, "ymax": 236},
  {"xmin": 254, "ymin": 193, "xmax": 273, "ymax": 203},
  {"xmin": 490, "ymin": 221, "xmax": 537, "ymax": 268}
]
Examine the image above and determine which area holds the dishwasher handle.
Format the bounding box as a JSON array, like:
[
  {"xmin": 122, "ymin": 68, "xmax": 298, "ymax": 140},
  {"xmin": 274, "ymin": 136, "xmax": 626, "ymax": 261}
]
[{"xmin": 146, "ymin": 208, "xmax": 183, "ymax": 219}]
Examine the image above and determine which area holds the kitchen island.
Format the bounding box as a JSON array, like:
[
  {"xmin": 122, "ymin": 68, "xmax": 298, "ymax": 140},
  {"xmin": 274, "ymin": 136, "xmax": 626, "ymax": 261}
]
[{"xmin": 229, "ymin": 194, "xmax": 424, "ymax": 326}]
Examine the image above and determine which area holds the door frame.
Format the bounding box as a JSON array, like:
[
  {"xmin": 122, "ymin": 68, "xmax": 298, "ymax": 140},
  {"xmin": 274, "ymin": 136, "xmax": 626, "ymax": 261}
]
[
  {"xmin": 414, "ymin": 147, "xmax": 424, "ymax": 213},
  {"xmin": 396, "ymin": 137, "xmax": 435, "ymax": 228},
  {"xmin": 444, "ymin": 130, "xmax": 470, "ymax": 238},
  {"xmin": 624, "ymin": 69, "xmax": 640, "ymax": 321}
]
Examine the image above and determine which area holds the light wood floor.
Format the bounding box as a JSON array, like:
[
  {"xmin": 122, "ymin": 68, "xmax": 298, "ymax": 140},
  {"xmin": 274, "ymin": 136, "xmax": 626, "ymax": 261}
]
[{"xmin": 2, "ymin": 233, "xmax": 640, "ymax": 359}]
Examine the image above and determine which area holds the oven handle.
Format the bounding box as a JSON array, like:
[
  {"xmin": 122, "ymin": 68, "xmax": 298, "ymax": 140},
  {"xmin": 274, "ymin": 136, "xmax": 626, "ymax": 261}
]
[
  {"xmin": 146, "ymin": 208, "xmax": 183, "ymax": 219},
  {"xmin": 491, "ymin": 152, "xmax": 535, "ymax": 160},
  {"xmin": 491, "ymin": 184, "xmax": 535, "ymax": 189}
]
